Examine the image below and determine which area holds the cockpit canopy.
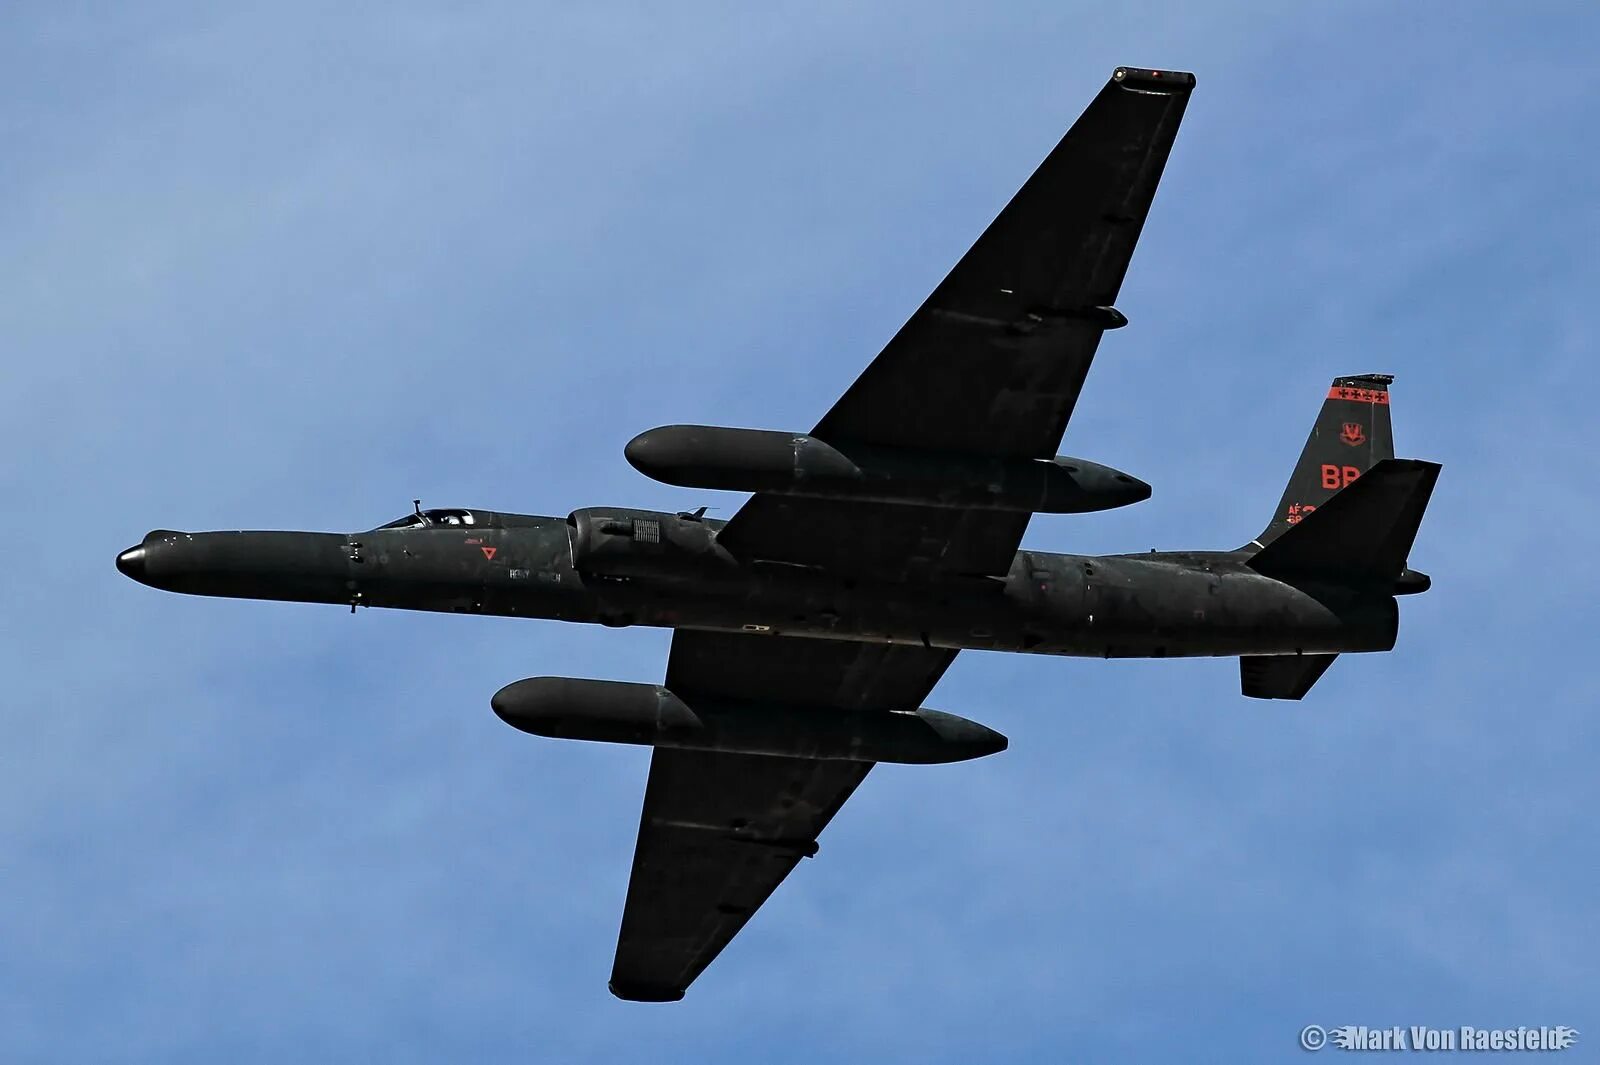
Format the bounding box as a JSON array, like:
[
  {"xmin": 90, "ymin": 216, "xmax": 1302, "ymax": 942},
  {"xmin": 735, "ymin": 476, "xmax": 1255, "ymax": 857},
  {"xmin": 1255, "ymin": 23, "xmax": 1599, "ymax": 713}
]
[{"xmin": 375, "ymin": 508, "xmax": 481, "ymax": 530}]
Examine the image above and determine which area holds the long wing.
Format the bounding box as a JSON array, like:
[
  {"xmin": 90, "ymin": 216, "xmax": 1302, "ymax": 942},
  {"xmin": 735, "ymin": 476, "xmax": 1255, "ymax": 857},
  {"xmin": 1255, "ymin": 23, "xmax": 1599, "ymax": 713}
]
[
  {"xmin": 608, "ymin": 631, "xmax": 956, "ymax": 1001},
  {"xmin": 717, "ymin": 66, "xmax": 1194, "ymax": 578}
]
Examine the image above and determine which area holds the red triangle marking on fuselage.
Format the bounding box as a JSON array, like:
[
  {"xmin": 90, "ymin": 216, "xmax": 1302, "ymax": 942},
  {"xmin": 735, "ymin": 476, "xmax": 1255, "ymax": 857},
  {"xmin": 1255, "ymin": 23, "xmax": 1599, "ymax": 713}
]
[{"xmin": 481, "ymin": 546, "xmax": 497, "ymax": 560}]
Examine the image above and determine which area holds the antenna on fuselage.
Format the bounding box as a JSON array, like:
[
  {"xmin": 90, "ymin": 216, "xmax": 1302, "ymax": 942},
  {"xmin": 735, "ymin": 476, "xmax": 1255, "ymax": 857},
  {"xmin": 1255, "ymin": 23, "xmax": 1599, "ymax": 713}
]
[{"xmin": 413, "ymin": 498, "xmax": 424, "ymax": 518}]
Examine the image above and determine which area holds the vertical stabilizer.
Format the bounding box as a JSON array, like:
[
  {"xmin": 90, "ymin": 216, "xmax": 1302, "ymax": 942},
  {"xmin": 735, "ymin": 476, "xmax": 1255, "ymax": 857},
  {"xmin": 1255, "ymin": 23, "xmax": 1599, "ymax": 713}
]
[{"xmin": 1253, "ymin": 375, "xmax": 1395, "ymax": 549}]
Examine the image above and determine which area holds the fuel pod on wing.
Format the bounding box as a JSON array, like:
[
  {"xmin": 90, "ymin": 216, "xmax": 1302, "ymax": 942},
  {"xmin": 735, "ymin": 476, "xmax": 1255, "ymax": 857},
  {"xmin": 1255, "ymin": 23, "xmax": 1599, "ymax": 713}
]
[
  {"xmin": 491, "ymin": 676, "xmax": 1007, "ymax": 765},
  {"xmin": 625, "ymin": 425, "xmax": 1150, "ymax": 514}
]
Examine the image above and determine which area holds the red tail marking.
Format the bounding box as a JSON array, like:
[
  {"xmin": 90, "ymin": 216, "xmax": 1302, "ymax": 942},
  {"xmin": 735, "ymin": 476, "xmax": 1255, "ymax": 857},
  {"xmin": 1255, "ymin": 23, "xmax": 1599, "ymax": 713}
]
[
  {"xmin": 1327, "ymin": 386, "xmax": 1390, "ymax": 405},
  {"xmin": 1321, "ymin": 464, "xmax": 1362, "ymax": 489},
  {"xmin": 1286, "ymin": 502, "xmax": 1317, "ymax": 525}
]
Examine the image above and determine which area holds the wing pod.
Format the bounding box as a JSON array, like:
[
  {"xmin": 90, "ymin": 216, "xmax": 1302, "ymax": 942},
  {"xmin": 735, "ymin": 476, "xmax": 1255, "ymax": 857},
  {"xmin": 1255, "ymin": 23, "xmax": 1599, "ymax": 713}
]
[
  {"xmin": 626, "ymin": 425, "xmax": 1149, "ymax": 514},
  {"xmin": 491, "ymin": 677, "xmax": 1007, "ymax": 765}
]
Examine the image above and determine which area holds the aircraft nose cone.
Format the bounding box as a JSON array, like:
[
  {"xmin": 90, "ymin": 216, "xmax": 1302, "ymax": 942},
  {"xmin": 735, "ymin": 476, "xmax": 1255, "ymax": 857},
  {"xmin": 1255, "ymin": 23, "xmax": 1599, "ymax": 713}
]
[{"xmin": 115, "ymin": 544, "xmax": 147, "ymax": 581}]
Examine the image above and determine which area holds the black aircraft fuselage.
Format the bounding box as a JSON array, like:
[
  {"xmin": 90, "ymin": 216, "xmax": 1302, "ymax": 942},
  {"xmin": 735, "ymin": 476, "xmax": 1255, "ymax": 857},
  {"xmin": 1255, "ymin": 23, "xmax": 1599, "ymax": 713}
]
[{"xmin": 116, "ymin": 507, "xmax": 1403, "ymax": 660}]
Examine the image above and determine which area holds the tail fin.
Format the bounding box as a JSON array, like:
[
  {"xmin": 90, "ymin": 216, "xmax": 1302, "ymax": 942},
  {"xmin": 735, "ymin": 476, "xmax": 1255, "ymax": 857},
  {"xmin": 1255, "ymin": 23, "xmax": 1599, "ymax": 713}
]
[
  {"xmin": 1252, "ymin": 374, "xmax": 1396, "ymax": 549},
  {"xmin": 1239, "ymin": 459, "xmax": 1439, "ymax": 701},
  {"xmin": 1241, "ymin": 653, "xmax": 1337, "ymax": 700},
  {"xmin": 1247, "ymin": 458, "xmax": 1441, "ymax": 585}
]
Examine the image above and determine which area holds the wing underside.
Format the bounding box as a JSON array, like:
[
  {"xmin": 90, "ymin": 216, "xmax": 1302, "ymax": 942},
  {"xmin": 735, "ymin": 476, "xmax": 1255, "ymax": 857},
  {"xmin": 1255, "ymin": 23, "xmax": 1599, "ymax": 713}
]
[
  {"xmin": 607, "ymin": 66, "xmax": 1196, "ymax": 1001},
  {"xmin": 608, "ymin": 632, "xmax": 956, "ymax": 1001},
  {"xmin": 718, "ymin": 68, "xmax": 1193, "ymax": 578}
]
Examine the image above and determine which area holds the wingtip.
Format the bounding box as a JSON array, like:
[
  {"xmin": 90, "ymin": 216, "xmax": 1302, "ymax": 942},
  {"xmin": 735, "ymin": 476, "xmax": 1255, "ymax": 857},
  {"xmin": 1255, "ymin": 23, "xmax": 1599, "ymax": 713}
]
[
  {"xmin": 608, "ymin": 979, "xmax": 685, "ymax": 1003},
  {"xmin": 1112, "ymin": 67, "xmax": 1196, "ymax": 92}
]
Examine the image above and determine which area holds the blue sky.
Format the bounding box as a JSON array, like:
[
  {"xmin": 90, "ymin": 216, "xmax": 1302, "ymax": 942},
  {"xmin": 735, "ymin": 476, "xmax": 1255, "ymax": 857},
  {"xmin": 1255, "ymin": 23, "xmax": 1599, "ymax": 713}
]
[{"xmin": 4, "ymin": 4, "xmax": 1597, "ymax": 1061}]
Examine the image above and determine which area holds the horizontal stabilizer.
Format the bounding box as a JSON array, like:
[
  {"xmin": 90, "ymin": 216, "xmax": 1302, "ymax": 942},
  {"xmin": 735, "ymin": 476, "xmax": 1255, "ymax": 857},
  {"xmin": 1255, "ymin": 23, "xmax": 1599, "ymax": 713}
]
[
  {"xmin": 1241, "ymin": 653, "xmax": 1337, "ymax": 700},
  {"xmin": 1247, "ymin": 459, "xmax": 1441, "ymax": 585}
]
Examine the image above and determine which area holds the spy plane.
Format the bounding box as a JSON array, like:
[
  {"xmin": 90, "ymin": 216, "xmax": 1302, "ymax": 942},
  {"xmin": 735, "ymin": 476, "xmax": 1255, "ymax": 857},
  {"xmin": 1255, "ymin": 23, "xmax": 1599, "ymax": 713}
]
[{"xmin": 116, "ymin": 67, "xmax": 1439, "ymax": 1001}]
